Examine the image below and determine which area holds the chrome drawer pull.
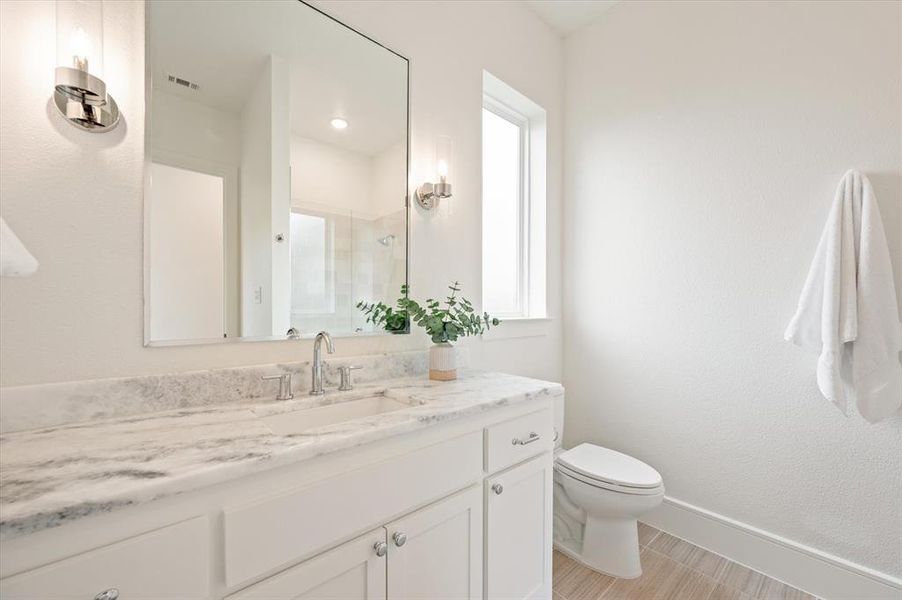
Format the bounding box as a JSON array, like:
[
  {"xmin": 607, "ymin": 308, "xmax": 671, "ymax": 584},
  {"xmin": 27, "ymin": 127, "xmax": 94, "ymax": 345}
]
[
  {"xmin": 512, "ymin": 432, "xmax": 540, "ymax": 446},
  {"xmin": 492, "ymin": 483, "xmax": 504, "ymax": 495},
  {"xmin": 94, "ymin": 590, "xmax": 119, "ymax": 600},
  {"xmin": 374, "ymin": 541, "xmax": 388, "ymax": 557}
]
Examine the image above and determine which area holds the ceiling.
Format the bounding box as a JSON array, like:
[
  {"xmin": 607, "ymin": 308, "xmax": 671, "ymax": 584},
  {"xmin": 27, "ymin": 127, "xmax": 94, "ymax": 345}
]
[
  {"xmin": 148, "ymin": 0, "xmax": 406, "ymax": 157},
  {"xmin": 523, "ymin": 1, "xmax": 621, "ymax": 36}
]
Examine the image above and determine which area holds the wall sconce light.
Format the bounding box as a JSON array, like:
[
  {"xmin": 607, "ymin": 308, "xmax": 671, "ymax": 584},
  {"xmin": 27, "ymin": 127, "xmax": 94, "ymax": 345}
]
[
  {"xmin": 415, "ymin": 135, "xmax": 453, "ymax": 210},
  {"xmin": 53, "ymin": 0, "xmax": 120, "ymax": 132}
]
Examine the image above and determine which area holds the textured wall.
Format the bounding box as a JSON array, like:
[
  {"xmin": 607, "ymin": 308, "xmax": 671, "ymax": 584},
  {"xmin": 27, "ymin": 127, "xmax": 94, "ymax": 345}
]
[
  {"xmin": 563, "ymin": 0, "xmax": 902, "ymax": 577},
  {"xmin": 0, "ymin": 0, "xmax": 563, "ymax": 386}
]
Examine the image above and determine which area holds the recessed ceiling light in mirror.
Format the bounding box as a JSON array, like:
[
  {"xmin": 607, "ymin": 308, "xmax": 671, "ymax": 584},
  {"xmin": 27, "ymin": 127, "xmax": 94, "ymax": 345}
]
[{"xmin": 330, "ymin": 117, "xmax": 348, "ymax": 130}]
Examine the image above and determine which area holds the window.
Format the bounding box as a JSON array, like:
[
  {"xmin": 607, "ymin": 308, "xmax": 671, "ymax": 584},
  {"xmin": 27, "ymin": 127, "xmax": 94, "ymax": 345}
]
[
  {"xmin": 482, "ymin": 72, "xmax": 546, "ymax": 319},
  {"xmin": 289, "ymin": 211, "xmax": 335, "ymax": 315},
  {"xmin": 482, "ymin": 102, "xmax": 528, "ymax": 316}
]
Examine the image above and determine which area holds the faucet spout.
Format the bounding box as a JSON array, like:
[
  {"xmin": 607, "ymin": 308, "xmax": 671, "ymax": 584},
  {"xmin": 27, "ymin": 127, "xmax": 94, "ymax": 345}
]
[
  {"xmin": 317, "ymin": 330, "xmax": 335, "ymax": 354},
  {"xmin": 311, "ymin": 331, "xmax": 335, "ymax": 395}
]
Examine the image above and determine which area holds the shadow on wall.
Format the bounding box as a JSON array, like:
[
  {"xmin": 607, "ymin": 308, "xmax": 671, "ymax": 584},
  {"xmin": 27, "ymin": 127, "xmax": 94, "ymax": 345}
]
[{"xmin": 867, "ymin": 169, "xmax": 902, "ymax": 302}]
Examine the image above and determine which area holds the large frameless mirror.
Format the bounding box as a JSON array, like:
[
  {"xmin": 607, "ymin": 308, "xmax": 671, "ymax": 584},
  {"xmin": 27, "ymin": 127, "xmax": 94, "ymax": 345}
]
[{"xmin": 144, "ymin": 1, "xmax": 408, "ymax": 345}]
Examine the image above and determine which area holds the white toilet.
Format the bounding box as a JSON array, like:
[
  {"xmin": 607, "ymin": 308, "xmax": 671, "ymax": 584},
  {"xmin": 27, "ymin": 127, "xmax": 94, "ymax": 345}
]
[{"xmin": 552, "ymin": 396, "xmax": 664, "ymax": 579}]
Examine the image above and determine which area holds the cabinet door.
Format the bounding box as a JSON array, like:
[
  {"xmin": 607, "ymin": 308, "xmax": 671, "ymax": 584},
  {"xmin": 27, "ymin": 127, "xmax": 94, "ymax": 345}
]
[
  {"xmin": 386, "ymin": 485, "xmax": 482, "ymax": 600},
  {"xmin": 486, "ymin": 455, "xmax": 553, "ymax": 600},
  {"xmin": 227, "ymin": 528, "xmax": 387, "ymax": 600}
]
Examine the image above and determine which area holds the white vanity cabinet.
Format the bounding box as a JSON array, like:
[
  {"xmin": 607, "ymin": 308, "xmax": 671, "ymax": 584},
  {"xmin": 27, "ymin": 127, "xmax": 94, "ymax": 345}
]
[
  {"xmin": 227, "ymin": 486, "xmax": 482, "ymax": 600},
  {"xmin": 0, "ymin": 400, "xmax": 556, "ymax": 600}
]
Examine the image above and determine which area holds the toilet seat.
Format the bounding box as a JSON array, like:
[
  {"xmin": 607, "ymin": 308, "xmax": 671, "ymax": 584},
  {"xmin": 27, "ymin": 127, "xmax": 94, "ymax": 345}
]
[
  {"xmin": 555, "ymin": 443, "xmax": 663, "ymax": 496},
  {"xmin": 555, "ymin": 462, "xmax": 663, "ymax": 496}
]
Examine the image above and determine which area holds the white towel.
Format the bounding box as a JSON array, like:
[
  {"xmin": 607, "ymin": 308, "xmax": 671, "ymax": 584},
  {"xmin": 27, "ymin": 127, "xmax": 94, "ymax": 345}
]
[
  {"xmin": 785, "ymin": 170, "xmax": 902, "ymax": 423},
  {"xmin": 0, "ymin": 217, "xmax": 39, "ymax": 277}
]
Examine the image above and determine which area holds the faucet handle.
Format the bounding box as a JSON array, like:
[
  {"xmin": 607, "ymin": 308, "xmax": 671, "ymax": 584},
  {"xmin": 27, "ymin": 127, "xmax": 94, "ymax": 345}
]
[
  {"xmin": 338, "ymin": 365, "xmax": 363, "ymax": 391},
  {"xmin": 262, "ymin": 374, "xmax": 294, "ymax": 401}
]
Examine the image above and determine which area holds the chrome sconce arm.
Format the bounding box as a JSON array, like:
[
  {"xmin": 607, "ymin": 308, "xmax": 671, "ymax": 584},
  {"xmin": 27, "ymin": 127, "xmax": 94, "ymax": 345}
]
[
  {"xmin": 54, "ymin": 66, "xmax": 120, "ymax": 131},
  {"xmin": 415, "ymin": 180, "xmax": 453, "ymax": 210}
]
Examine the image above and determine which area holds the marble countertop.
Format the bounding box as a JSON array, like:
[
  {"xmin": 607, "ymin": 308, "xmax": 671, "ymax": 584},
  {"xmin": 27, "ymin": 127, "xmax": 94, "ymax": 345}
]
[{"xmin": 0, "ymin": 371, "xmax": 562, "ymax": 541}]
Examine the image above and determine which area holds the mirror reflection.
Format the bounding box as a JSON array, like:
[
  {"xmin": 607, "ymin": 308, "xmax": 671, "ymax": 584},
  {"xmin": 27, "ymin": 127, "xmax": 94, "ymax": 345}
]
[{"xmin": 146, "ymin": 0, "xmax": 408, "ymax": 344}]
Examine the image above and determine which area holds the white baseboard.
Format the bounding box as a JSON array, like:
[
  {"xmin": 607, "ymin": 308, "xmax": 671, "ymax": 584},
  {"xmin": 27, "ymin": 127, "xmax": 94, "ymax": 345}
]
[{"xmin": 642, "ymin": 496, "xmax": 902, "ymax": 600}]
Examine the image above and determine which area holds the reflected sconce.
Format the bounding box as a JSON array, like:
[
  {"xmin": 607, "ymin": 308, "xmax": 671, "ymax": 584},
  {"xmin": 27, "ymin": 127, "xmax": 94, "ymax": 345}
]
[
  {"xmin": 415, "ymin": 135, "xmax": 453, "ymax": 210},
  {"xmin": 53, "ymin": 0, "xmax": 120, "ymax": 131}
]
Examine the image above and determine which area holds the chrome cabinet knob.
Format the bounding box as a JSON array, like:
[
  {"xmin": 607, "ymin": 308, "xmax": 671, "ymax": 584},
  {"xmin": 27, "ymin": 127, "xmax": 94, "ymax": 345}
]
[
  {"xmin": 492, "ymin": 483, "xmax": 504, "ymax": 495},
  {"xmin": 393, "ymin": 531, "xmax": 407, "ymax": 547},
  {"xmin": 94, "ymin": 590, "xmax": 119, "ymax": 600},
  {"xmin": 374, "ymin": 541, "xmax": 387, "ymax": 557}
]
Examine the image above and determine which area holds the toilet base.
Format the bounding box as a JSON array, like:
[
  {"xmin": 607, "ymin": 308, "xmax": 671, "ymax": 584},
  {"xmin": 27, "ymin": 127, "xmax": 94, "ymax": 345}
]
[{"xmin": 580, "ymin": 515, "xmax": 642, "ymax": 579}]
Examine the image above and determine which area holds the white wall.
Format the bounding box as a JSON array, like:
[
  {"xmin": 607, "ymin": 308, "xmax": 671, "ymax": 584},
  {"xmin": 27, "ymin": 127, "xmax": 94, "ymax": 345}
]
[
  {"xmin": 563, "ymin": 0, "xmax": 901, "ymax": 580},
  {"xmin": 0, "ymin": 0, "xmax": 562, "ymax": 386},
  {"xmin": 290, "ymin": 136, "xmax": 373, "ymax": 214},
  {"xmin": 269, "ymin": 56, "xmax": 292, "ymax": 337},
  {"xmin": 152, "ymin": 90, "xmax": 241, "ymax": 167},
  {"xmin": 290, "ymin": 136, "xmax": 406, "ymax": 219},
  {"xmin": 239, "ymin": 59, "xmax": 277, "ymax": 337},
  {"xmin": 371, "ymin": 140, "xmax": 407, "ymax": 218}
]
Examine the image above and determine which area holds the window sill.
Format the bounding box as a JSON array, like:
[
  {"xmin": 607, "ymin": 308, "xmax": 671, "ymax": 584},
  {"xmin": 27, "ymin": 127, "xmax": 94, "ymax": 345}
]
[{"xmin": 481, "ymin": 316, "xmax": 553, "ymax": 341}]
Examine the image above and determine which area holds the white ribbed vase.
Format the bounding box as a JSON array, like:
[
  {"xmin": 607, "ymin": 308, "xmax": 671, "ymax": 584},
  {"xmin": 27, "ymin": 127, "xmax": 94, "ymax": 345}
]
[{"xmin": 429, "ymin": 343, "xmax": 457, "ymax": 381}]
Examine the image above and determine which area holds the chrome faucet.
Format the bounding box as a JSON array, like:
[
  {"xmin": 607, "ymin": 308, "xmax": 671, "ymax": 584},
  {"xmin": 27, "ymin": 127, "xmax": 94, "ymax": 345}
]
[{"xmin": 310, "ymin": 331, "xmax": 335, "ymax": 395}]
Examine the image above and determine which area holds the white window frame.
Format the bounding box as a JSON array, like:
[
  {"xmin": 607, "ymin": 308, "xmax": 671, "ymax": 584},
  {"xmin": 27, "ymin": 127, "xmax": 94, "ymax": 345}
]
[
  {"xmin": 482, "ymin": 96, "xmax": 531, "ymax": 318},
  {"xmin": 481, "ymin": 70, "xmax": 548, "ymax": 327}
]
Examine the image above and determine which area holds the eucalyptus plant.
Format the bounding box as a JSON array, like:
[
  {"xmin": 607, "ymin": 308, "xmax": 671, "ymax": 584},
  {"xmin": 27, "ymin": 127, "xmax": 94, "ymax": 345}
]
[
  {"xmin": 356, "ymin": 287, "xmax": 410, "ymax": 333},
  {"xmin": 357, "ymin": 282, "xmax": 500, "ymax": 344}
]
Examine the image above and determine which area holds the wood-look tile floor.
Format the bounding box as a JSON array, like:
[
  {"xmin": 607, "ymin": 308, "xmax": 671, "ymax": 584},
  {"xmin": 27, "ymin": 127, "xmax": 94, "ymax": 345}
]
[{"xmin": 553, "ymin": 523, "xmax": 818, "ymax": 600}]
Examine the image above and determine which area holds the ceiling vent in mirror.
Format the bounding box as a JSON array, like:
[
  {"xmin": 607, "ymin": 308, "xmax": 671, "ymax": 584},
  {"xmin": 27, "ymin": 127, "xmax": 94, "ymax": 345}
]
[{"xmin": 167, "ymin": 74, "xmax": 200, "ymax": 91}]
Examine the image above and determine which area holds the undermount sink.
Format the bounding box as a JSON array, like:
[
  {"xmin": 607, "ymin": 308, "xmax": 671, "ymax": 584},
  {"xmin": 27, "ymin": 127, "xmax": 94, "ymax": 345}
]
[{"xmin": 260, "ymin": 394, "xmax": 410, "ymax": 436}]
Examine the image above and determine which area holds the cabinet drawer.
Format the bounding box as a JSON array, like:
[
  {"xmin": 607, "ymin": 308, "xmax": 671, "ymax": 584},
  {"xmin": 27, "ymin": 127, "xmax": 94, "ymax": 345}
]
[
  {"xmin": 484, "ymin": 409, "xmax": 553, "ymax": 473},
  {"xmin": 0, "ymin": 517, "xmax": 209, "ymax": 600},
  {"xmin": 224, "ymin": 431, "xmax": 482, "ymax": 588}
]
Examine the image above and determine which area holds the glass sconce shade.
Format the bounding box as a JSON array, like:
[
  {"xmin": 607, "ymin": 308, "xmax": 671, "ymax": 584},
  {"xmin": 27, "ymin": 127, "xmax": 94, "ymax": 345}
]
[
  {"xmin": 54, "ymin": 0, "xmax": 120, "ymax": 131},
  {"xmin": 57, "ymin": 0, "xmax": 103, "ymax": 76},
  {"xmin": 435, "ymin": 135, "xmax": 452, "ymax": 182},
  {"xmin": 416, "ymin": 135, "xmax": 453, "ymax": 210}
]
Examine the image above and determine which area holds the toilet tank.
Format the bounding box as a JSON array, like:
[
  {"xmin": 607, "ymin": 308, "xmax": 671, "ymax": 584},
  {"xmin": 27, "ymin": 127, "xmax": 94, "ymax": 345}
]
[{"xmin": 553, "ymin": 393, "xmax": 565, "ymax": 450}]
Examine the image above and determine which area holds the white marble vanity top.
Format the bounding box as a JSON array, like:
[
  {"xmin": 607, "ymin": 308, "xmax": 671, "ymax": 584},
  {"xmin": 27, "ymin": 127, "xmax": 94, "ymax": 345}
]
[{"xmin": 0, "ymin": 371, "xmax": 562, "ymax": 541}]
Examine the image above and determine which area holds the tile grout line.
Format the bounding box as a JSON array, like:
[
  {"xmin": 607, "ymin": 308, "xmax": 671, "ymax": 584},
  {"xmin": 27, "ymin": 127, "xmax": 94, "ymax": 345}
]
[
  {"xmin": 596, "ymin": 574, "xmax": 617, "ymax": 600},
  {"xmin": 644, "ymin": 533, "xmax": 815, "ymax": 600},
  {"xmin": 644, "ymin": 546, "xmax": 726, "ymax": 597}
]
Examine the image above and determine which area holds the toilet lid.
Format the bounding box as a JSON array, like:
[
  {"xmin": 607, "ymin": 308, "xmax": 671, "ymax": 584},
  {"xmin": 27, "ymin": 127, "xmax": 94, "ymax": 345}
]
[{"xmin": 556, "ymin": 443, "xmax": 662, "ymax": 489}]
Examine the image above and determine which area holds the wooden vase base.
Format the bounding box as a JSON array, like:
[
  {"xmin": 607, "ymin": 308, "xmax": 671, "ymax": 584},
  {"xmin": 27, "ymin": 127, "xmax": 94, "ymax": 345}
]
[{"xmin": 429, "ymin": 369, "xmax": 457, "ymax": 381}]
